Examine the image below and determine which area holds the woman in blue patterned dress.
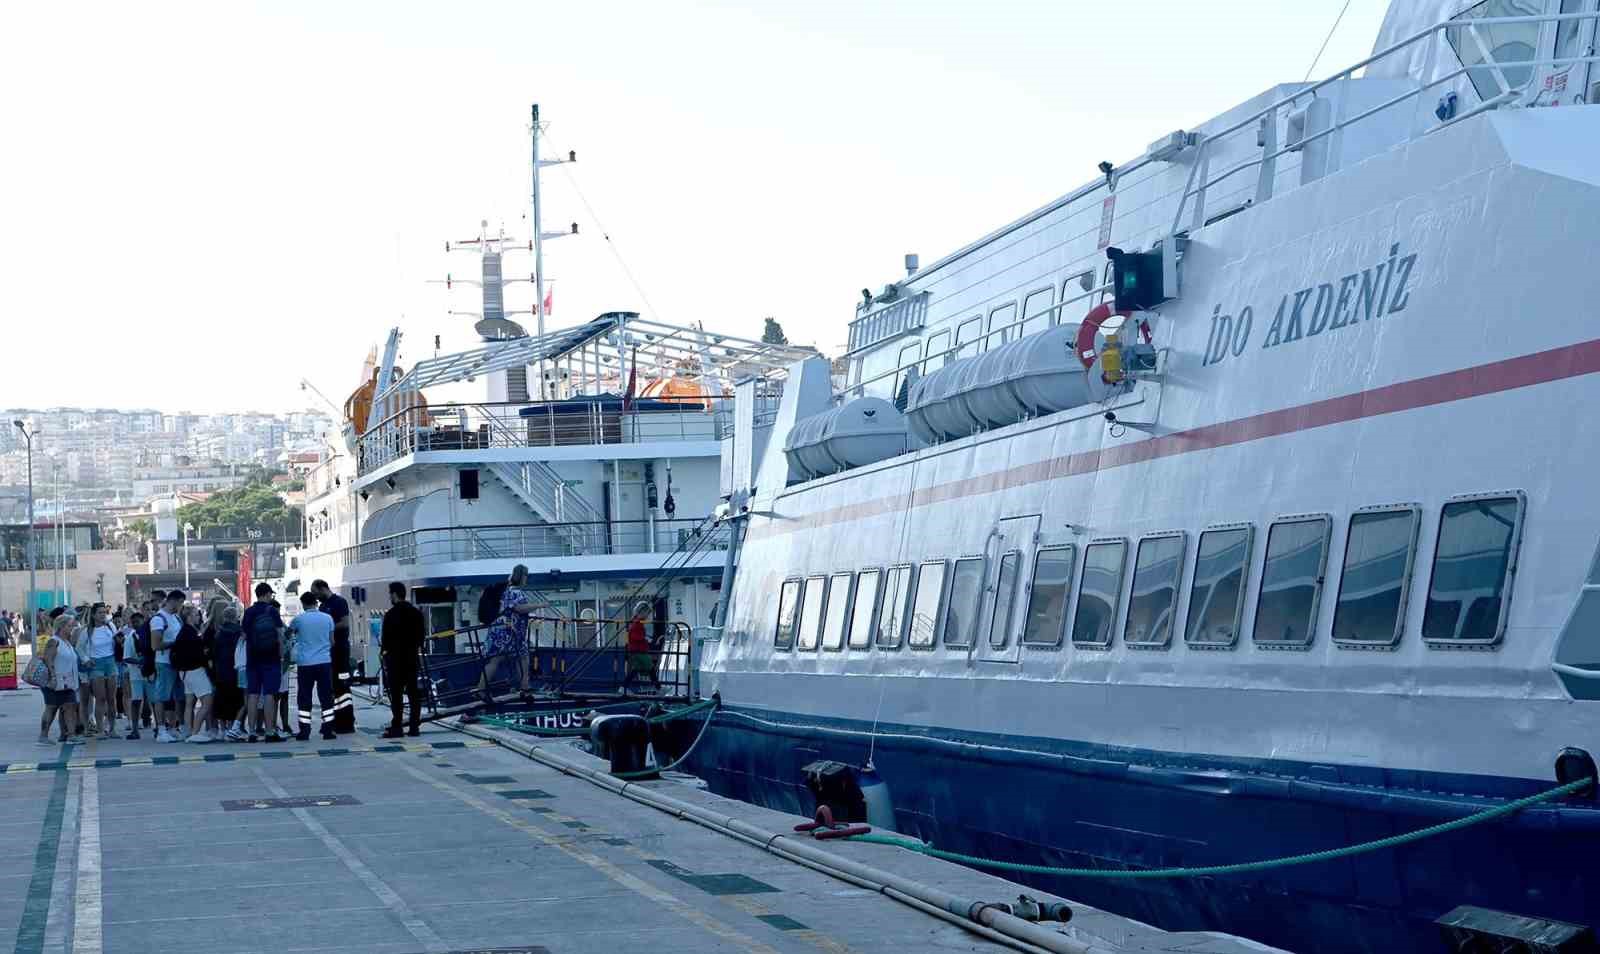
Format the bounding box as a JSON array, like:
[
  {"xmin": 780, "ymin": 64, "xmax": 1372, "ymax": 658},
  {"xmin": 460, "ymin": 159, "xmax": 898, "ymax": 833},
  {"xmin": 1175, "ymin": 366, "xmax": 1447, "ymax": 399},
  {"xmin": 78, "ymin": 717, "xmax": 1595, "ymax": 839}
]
[{"xmin": 479, "ymin": 564, "xmax": 536, "ymax": 700}]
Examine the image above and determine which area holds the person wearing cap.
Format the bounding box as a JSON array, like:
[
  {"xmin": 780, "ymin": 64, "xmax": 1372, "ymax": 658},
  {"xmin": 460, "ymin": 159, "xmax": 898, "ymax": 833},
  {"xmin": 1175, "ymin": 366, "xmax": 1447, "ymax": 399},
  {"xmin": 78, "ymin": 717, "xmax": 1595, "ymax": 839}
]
[
  {"xmin": 622, "ymin": 602, "xmax": 659, "ymax": 692},
  {"xmin": 240, "ymin": 582, "xmax": 287, "ymax": 743},
  {"xmin": 309, "ymin": 580, "xmax": 356, "ymax": 734}
]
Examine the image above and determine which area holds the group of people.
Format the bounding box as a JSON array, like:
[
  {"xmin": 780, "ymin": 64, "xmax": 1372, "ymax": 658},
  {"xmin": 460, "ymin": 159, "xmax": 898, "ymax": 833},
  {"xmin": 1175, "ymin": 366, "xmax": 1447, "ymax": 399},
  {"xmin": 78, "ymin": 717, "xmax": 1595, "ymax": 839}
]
[{"xmin": 28, "ymin": 578, "xmax": 416, "ymax": 745}]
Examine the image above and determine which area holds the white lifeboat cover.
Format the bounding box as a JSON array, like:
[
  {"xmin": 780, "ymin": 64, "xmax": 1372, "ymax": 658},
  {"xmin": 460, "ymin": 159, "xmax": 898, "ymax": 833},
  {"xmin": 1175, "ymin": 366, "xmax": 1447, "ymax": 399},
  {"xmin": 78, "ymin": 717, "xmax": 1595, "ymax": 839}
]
[{"xmin": 783, "ymin": 398, "xmax": 908, "ymax": 480}]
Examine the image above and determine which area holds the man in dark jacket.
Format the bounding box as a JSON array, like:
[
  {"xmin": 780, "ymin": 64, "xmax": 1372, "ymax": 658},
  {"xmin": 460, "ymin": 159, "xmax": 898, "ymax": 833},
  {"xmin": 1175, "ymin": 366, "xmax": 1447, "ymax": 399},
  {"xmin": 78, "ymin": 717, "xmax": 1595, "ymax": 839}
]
[
  {"xmin": 311, "ymin": 580, "xmax": 356, "ymax": 734},
  {"xmin": 380, "ymin": 582, "xmax": 425, "ymax": 738}
]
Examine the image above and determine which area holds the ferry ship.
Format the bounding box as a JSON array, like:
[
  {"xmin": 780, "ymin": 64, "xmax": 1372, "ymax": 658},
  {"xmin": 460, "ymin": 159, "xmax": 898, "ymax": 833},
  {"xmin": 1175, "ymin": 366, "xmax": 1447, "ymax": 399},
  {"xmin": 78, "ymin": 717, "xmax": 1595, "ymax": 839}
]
[
  {"xmin": 693, "ymin": 3, "xmax": 1600, "ymax": 951},
  {"xmin": 297, "ymin": 112, "xmax": 814, "ymax": 699}
]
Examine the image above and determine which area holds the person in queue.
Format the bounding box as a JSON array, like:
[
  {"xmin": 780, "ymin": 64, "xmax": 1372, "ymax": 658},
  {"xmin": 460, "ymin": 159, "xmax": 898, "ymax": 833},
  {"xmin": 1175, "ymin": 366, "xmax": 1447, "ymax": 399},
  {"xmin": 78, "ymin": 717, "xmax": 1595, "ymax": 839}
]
[
  {"xmin": 149, "ymin": 590, "xmax": 185, "ymax": 742},
  {"xmin": 82, "ymin": 603, "xmax": 119, "ymax": 738},
  {"xmin": 38, "ymin": 615, "xmax": 81, "ymax": 744},
  {"xmin": 291, "ymin": 591, "xmax": 337, "ymax": 741},
  {"xmin": 241, "ymin": 583, "xmax": 287, "ymax": 743}
]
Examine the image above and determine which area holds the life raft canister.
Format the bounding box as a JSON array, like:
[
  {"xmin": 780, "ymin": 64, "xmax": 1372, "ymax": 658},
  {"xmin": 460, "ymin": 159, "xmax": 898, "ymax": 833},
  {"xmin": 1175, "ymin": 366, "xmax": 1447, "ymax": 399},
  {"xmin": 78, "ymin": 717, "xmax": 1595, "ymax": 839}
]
[{"xmin": 1075, "ymin": 302, "xmax": 1151, "ymax": 368}]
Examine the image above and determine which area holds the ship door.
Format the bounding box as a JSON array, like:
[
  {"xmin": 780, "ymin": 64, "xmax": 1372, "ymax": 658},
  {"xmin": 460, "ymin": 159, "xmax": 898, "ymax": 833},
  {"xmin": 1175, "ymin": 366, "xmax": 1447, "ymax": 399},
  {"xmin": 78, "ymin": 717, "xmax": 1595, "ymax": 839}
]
[
  {"xmin": 1551, "ymin": 0, "xmax": 1598, "ymax": 105},
  {"xmin": 976, "ymin": 515, "xmax": 1041, "ymax": 665}
]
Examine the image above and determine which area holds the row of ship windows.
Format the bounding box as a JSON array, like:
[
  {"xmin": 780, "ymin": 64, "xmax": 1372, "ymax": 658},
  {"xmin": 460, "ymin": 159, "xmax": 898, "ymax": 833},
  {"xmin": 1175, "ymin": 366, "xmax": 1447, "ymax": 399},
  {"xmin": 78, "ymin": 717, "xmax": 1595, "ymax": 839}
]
[{"xmin": 772, "ymin": 493, "xmax": 1525, "ymax": 654}]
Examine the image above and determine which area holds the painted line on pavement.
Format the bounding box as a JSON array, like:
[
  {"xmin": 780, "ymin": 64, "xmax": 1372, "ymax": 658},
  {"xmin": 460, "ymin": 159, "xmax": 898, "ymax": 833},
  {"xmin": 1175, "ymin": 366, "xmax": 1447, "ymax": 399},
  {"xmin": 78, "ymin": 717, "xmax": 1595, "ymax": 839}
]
[
  {"xmin": 71, "ymin": 768, "xmax": 102, "ymax": 954},
  {"xmin": 0, "ymin": 739, "xmax": 494, "ymax": 776},
  {"xmin": 13, "ymin": 744, "xmax": 72, "ymax": 954},
  {"xmin": 41, "ymin": 771, "xmax": 80, "ymax": 954},
  {"xmin": 248, "ymin": 765, "xmax": 448, "ymax": 953}
]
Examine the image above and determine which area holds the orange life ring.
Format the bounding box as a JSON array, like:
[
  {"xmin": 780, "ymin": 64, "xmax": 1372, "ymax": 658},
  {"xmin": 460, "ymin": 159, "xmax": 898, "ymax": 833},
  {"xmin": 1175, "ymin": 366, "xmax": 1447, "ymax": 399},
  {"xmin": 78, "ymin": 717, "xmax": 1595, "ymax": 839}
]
[
  {"xmin": 1075, "ymin": 302, "xmax": 1131, "ymax": 368},
  {"xmin": 1075, "ymin": 303, "xmax": 1152, "ymax": 368}
]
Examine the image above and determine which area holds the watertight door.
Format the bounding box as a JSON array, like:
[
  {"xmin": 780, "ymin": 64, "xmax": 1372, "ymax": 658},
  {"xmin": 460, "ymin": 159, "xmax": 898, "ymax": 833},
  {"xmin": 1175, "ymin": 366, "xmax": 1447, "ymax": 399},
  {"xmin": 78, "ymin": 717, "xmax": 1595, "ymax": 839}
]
[
  {"xmin": 976, "ymin": 515, "xmax": 1041, "ymax": 664},
  {"xmin": 1550, "ymin": 0, "xmax": 1597, "ymax": 106}
]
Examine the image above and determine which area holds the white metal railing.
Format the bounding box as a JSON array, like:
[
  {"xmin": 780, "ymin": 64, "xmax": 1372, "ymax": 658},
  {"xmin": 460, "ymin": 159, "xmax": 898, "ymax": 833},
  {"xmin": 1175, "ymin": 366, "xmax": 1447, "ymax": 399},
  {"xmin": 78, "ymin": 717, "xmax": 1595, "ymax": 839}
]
[
  {"xmin": 1171, "ymin": 10, "xmax": 1600, "ymax": 235},
  {"xmin": 357, "ymin": 397, "xmax": 727, "ymax": 476},
  {"xmin": 323, "ymin": 519, "xmax": 729, "ymax": 568},
  {"xmin": 844, "ymin": 8, "xmax": 1600, "ymax": 410}
]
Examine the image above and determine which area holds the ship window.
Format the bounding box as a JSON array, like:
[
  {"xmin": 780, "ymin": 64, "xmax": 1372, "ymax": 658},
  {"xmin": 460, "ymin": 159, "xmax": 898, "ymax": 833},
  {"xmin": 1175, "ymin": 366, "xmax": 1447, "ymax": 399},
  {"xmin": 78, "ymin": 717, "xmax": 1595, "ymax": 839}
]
[
  {"xmin": 908, "ymin": 560, "xmax": 947, "ymax": 649},
  {"xmin": 1422, "ymin": 494, "xmax": 1523, "ymax": 645},
  {"xmin": 1021, "ymin": 545, "xmax": 1075, "ymax": 646},
  {"xmin": 1185, "ymin": 526, "xmax": 1252, "ymax": 647},
  {"xmin": 1124, "ymin": 533, "xmax": 1186, "ymax": 648},
  {"xmin": 1332, "ymin": 507, "xmax": 1420, "ymax": 647},
  {"xmin": 924, "ymin": 331, "xmax": 951, "ymax": 374},
  {"xmin": 1449, "ymin": 0, "xmax": 1542, "ymax": 100},
  {"xmin": 943, "ymin": 557, "xmax": 985, "ymax": 648},
  {"xmin": 1021, "ymin": 286, "xmax": 1056, "ymax": 336},
  {"xmin": 989, "ymin": 550, "xmax": 1022, "ymax": 648},
  {"xmin": 774, "ymin": 578, "xmax": 801, "ymax": 650},
  {"xmin": 987, "ymin": 302, "xmax": 1018, "ymax": 348},
  {"xmin": 821, "ymin": 572, "xmax": 853, "ymax": 651},
  {"xmin": 1253, "ymin": 516, "xmax": 1331, "ymax": 648},
  {"xmin": 1072, "ymin": 540, "xmax": 1127, "ymax": 647},
  {"xmin": 849, "ymin": 569, "xmax": 881, "ymax": 650},
  {"xmin": 797, "ymin": 574, "xmax": 826, "ymax": 651},
  {"xmin": 877, "ymin": 564, "xmax": 913, "ymax": 649},
  {"xmin": 956, "ymin": 316, "xmax": 983, "ymax": 357}
]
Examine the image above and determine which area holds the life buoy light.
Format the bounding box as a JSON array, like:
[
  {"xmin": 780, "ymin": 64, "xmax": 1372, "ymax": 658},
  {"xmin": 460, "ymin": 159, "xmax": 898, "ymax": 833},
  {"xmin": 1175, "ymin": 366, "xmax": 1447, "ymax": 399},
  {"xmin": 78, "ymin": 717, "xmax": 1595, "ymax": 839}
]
[{"xmin": 1075, "ymin": 303, "xmax": 1150, "ymax": 368}]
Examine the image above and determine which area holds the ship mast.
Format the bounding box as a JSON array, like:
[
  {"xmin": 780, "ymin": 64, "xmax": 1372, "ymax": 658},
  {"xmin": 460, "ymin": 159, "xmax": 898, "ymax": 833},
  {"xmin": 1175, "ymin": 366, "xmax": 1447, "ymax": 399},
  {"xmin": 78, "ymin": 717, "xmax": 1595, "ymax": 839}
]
[{"xmin": 529, "ymin": 103, "xmax": 576, "ymax": 399}]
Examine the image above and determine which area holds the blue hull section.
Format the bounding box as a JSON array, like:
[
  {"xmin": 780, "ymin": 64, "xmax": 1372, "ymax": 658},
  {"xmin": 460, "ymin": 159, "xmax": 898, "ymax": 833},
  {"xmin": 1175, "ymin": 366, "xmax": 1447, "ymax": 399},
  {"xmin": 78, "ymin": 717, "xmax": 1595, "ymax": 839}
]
[{"xmin": 684, "ymin": 707, "xmax": 1599, "ymax": 954}]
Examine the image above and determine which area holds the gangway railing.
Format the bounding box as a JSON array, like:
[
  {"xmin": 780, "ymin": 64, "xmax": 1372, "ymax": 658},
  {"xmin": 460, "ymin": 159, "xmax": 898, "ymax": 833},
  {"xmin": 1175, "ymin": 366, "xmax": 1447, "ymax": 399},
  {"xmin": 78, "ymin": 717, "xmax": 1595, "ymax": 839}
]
[{"xmin": 404, "ymin": 618, "xmax": 695, "ymax": 721}]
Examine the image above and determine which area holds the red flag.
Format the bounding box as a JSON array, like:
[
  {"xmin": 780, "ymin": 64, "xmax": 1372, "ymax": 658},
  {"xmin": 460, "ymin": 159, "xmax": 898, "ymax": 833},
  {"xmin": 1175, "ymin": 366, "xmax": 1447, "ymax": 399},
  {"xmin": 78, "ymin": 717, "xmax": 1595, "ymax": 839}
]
[
  {"xmin": 542, "ymin": 286, "xmax": 553, "ymax": 317},
  {"xmin": 623, "ymin": 345, "xmax": 637, "ymax": 411},
  {"xmin": 236, "ymin": 548, "xmax": 253, "ymax": 608}
]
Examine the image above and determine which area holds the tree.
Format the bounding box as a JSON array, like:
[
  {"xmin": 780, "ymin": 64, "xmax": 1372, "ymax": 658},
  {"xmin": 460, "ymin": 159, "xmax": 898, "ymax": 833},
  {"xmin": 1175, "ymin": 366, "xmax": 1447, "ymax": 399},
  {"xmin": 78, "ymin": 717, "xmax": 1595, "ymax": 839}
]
[
  {"xmin": 177, "ymin": 477, "xmax": 302, "ymax": 539},
  {"xmin": 761, "ymin": 317, "xmax": 789, "ymax": 345},
  {"xmin": 126, "ymin": 518, "xmax": 154, "ymax": 542}
]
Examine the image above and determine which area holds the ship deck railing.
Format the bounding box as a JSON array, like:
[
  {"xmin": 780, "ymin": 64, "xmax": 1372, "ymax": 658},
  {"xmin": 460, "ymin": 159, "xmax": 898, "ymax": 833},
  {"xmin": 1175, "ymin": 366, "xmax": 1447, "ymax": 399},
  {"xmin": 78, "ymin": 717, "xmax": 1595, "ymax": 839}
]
[
  {"xmin": 843, "ymin": 8, "xmax": 1600, "ymax": 409},
  {"xmin": 304, "ymin": 517, "xmax": 729, "ymax": 572},
  {"xmin": 357, "ymin": 396, "xmax": 726, "ymax": 475}
]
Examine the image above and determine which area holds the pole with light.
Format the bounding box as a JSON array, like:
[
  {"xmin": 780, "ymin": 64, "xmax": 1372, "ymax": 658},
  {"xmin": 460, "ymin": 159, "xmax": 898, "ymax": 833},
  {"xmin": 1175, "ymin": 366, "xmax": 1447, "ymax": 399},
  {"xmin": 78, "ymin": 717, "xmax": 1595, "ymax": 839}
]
[
  {"xmin": 10, "ymin": 421, "xmax": 36, "ymax": 639},
  {"xmin": 182, "ymin": 521, "xmax": 194, "ymax": 593}
]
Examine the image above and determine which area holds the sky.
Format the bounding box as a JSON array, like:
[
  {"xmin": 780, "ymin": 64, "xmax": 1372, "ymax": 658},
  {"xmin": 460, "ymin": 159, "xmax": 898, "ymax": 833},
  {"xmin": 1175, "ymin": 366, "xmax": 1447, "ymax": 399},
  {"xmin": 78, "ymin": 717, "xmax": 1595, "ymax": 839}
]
[{"xmin": 0, "ymin": 0, "xmax": 1391, "ymax": 415}]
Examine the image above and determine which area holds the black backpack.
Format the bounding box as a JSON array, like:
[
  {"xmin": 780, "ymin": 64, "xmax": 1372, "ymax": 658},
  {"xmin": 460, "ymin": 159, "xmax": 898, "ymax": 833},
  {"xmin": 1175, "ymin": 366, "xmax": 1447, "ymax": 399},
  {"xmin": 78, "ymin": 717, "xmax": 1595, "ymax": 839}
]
[
  {"xmin": 247, "ymin": 609, "xmax": 280, "ymax": 662},
  {"xmin": 170, "ymin": 623, "xmax": 205, "ymax": 672},
  {"xmin": 478, "ymin": 581, "xmax": 508, "ymax": 626},
  {"xmin": 134, "ymin": 618, "xmax": 156, "ymax": 679}
]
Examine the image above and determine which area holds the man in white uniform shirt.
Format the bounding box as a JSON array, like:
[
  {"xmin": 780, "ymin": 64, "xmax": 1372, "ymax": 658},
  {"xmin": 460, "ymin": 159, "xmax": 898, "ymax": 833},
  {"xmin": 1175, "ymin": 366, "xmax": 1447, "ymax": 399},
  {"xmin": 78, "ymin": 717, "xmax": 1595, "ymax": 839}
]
[{"xmin": 149, "ymin": 590, "xmax": 185, "ymax": 742}]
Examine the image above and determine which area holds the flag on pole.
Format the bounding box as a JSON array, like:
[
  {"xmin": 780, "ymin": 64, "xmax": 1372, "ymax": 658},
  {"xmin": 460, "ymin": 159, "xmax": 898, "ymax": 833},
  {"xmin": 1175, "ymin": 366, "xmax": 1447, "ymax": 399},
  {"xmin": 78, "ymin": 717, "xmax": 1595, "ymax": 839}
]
[
  {"xmin": 542, "ymin": 286, "xmax": 553, "ymax": 317},
  {"xmin": 237, "ymin": 547, "xmax": 253, "ymax": 608},
  {"xmin": 623, "ymin": 345, "xmax": 638, "ymax": 411}
]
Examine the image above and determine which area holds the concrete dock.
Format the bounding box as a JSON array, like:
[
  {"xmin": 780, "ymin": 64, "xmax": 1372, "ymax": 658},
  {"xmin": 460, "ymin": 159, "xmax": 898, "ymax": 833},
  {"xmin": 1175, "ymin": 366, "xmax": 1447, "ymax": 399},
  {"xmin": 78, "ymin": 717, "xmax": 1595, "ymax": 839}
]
[{"xmin": 0, "ymin": 685, "xmax": 1280, "ymax": 954}]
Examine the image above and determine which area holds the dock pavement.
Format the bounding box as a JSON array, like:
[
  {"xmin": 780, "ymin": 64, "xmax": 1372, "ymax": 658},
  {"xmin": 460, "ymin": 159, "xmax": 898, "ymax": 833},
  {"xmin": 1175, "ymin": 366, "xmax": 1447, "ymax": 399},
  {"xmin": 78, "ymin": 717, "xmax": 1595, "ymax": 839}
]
[{"xmin": 0, "ymin": 683, "xmax": 1282, "ymax": 954}]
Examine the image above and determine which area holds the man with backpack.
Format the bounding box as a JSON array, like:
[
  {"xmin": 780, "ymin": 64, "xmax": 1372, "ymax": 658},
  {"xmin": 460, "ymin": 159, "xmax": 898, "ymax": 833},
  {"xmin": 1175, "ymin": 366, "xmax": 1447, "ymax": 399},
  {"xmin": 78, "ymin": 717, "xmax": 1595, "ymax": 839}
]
[
  {"xmin": 240, "ymin": 583, "xmax": 287, "ymax": 743},
  {"xmin": 149, "ymin": 590, "xmax": 186, "ymax": 742}
]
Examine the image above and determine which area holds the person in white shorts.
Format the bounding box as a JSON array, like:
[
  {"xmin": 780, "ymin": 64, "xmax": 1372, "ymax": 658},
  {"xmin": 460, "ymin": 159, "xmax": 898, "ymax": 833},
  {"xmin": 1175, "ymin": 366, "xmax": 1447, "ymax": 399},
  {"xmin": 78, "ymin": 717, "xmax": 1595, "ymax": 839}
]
[{"xmin": 176, "ymin": 605, "xmax": 215, "ymax": 743}]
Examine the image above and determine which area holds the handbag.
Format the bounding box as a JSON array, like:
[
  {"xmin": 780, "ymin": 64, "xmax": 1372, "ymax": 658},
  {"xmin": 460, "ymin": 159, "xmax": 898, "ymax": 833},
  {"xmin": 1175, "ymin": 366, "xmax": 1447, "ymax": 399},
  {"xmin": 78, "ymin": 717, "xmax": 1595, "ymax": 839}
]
[{"xmin": 22, "ymin": 656, "xmax": 51, "ymax": 689}]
